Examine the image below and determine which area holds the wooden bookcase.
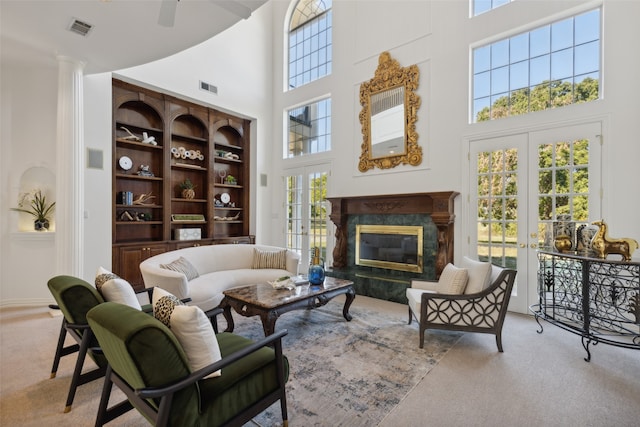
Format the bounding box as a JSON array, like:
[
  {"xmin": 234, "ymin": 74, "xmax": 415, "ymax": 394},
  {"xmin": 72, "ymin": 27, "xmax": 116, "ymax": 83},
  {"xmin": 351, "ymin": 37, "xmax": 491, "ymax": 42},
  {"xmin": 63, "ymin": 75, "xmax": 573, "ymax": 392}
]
[{"xmin": 112, "ymin": 79, "xmax": 252, "ymax": 289}]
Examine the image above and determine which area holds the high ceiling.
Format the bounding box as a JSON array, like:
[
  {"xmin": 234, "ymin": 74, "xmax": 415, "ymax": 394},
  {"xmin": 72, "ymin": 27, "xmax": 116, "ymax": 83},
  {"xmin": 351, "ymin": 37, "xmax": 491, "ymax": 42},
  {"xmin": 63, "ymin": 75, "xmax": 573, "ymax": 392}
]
[{"xmin": 0, "ymin": 0, "xmax": 268, "ymax": 75}]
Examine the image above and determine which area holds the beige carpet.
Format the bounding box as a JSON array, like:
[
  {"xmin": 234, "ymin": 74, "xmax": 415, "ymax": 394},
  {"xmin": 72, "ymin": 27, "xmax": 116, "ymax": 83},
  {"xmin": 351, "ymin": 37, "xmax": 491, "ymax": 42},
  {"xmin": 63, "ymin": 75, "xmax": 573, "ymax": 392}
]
[
  {"xmin": 0, "ymin": 295, "xmax": 459, "ymax": 426},
  {"xmin": 2, "ymin": 295, "xmax": 639, "ymax": 426}
]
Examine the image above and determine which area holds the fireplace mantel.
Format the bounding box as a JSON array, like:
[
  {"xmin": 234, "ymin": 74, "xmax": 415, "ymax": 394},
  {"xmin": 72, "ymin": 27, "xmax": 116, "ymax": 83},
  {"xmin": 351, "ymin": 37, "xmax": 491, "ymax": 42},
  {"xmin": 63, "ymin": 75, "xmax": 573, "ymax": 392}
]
[{"xmin": 327, "ymin": 192, "xmax": 459, "ymax": 277}]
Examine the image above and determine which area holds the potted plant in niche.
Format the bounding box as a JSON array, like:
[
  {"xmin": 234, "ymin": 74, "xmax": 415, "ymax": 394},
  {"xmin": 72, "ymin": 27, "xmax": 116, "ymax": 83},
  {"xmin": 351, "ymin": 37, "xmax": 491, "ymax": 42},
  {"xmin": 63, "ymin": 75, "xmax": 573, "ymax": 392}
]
[
  {"xmin": 11, "ymin": 189, "xmax": 56, "ymax": 231},
  {"xmin": 178, "ymin": 179, "xmax": 197, "ymax": 199}
]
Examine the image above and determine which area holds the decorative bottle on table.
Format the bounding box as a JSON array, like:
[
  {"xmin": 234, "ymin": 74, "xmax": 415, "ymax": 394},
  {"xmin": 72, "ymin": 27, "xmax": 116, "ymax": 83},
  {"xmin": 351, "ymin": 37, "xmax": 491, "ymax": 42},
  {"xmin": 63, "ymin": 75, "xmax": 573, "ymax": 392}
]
[{"xmin": 308, "ymin": 247, "xmax": 325, "ymax": 286}]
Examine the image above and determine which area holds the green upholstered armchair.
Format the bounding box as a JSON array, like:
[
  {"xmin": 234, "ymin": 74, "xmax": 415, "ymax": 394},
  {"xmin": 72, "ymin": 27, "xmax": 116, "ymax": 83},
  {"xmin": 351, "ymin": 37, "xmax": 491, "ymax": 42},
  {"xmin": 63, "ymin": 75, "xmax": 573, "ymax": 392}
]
[
  {"xmin": 87, "ymin": 302, "xmax": 289, "ymax": 427},
  {"xmin": 47, "ymin": 275, "xmax": 107, "ymax": 413}
]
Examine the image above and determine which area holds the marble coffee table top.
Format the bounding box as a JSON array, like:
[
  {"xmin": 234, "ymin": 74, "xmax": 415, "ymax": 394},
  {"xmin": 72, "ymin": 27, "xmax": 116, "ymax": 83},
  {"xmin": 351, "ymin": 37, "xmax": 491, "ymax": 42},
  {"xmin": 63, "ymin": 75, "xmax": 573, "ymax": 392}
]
[{"xmin": 223, "ymin": 276, "xmax": 353, "ymax": 309}]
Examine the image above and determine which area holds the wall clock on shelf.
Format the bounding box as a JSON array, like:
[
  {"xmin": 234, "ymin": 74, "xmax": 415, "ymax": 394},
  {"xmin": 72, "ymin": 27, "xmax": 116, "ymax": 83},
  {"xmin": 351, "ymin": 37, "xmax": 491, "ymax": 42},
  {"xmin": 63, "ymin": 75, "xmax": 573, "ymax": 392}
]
[
  {"xmin": 221, "ymin": 192, "xmax": 231, "ymax": 205},
  {"xmin": 118, "ymin": 155, "xmax": 133, "ymax": 172}
]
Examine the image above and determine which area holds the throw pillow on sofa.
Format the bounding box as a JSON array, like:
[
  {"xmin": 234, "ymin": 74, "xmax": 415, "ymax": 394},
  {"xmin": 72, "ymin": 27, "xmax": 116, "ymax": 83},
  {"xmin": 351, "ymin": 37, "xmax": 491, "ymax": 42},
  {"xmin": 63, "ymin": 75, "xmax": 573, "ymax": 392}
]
[
  {"xmin": 159, "ymin": 256, "xmax": 200, "ymax": 281},
  {"xmin": 252, "ymin": 248, "xmax": 287, "ymax": 270},
  {"xmin": 152, "ymin": 287, "xmax": 221, "ymax": 378},
  {"xmin": 95, "ymin": 266, "xmax": 142, "ymax": 310},
  {"xmin": 438, "ymin": 263, "xmax": 469, "ymax": 294}
]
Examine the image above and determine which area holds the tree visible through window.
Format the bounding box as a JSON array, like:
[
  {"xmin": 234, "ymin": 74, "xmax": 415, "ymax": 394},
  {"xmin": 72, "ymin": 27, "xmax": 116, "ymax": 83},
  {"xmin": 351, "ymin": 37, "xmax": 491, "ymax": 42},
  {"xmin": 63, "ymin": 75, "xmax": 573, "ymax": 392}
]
[{"xmin": 473, "ymin": 8, "xmax": 600, "ymax": 122}]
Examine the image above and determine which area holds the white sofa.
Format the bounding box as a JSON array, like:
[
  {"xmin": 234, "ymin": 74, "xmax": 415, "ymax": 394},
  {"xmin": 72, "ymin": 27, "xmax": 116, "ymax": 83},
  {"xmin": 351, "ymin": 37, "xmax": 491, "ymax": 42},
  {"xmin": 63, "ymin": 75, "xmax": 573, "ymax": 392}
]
[{"xmin": 140, "ymin": 244, "xmax": 300, "ymax": 311}]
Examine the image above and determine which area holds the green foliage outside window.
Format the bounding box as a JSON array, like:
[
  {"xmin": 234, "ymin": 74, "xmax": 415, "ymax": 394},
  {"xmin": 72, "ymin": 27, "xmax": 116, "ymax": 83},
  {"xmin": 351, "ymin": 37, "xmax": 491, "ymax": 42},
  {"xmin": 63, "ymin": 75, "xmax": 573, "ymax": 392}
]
[{"xmin": 476, "ymin": 78, "xmax": 599, "ymax": 122}]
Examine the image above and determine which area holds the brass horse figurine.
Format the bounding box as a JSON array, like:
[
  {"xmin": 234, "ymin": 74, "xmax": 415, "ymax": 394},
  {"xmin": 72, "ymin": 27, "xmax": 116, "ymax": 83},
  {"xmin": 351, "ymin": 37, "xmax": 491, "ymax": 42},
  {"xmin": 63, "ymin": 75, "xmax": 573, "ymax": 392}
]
[{"xmin": 591, "ymin": 220, "xmax": 638, "ymax": 261}]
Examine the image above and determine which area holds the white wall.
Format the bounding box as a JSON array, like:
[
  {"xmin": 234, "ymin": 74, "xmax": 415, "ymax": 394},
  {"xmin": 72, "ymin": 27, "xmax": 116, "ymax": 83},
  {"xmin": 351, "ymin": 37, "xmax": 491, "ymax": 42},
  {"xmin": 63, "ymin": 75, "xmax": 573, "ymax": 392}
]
[
  {"xmin": 2, "ymin": 0, "xmax": 639, "ymax": 306},
  {"xmin": 1, "ymin": 55, "xmax": 59, "ymax": 306},
  {"xmin": 269, "ymin": 0, "xmax": 640, "ymax": 264}
]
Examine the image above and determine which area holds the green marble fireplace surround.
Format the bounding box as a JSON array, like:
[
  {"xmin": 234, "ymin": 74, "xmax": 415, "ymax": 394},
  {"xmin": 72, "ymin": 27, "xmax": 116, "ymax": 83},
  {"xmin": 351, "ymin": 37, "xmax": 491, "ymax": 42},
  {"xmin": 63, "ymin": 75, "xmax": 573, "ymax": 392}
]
[{"xmin": 327, "ymin": 192, "xmax": 459, "ymax": 303}]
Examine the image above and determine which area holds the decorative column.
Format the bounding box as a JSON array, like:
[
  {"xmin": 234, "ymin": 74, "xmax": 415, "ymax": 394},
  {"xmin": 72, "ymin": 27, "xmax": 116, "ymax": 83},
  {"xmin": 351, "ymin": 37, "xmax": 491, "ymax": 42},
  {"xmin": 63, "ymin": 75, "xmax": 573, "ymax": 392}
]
[{"xmin": 56, "ymin": 56, "xmax": 85, "ymax": 277}]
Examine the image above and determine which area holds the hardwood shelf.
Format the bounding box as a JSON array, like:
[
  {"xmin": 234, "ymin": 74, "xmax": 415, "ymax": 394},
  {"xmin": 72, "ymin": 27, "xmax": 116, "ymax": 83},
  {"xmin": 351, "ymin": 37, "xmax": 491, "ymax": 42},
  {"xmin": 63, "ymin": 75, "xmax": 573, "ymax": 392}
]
[
  {"xmin": 115, "ymin": 121, "xmax": 163, "ymax": 134},
  {"xmin": 116, "ymin": 138, "xmax": 163, "ymax": 149},
  {"xmin": 214, "ymin": 183, "xmax": 243, "ymax": 189},
  {"xmin": 116, "ymin": 204, "xmax": 163, "ymax": 209},
  {"xmin": 116, "ymin": 221, "xmax": 163, "ymax": 226},
  {"xmin": 115, "ymin": 173, "xmax": 163, "ymax": 181},
  {"xmin": 172, "ymin": 133, "xmax": 207, "ymax": 143},
  {"xmin": 172, "ymin": 220, "xmax": 207, "ymax": 224},
  {"xmin": 213, "ymin": 156, "xmax": 243, "ymax": 164},
  {"xmin": 214, "ymin": 141, "xmax": 243, "ymax": 150},
  {"xmin": 171, "ymin": 198, "xmax": 207, "ymax": 203},
  {"xmin": 171, "ymin": 163, "xmax": 207, "ymax": 171}
]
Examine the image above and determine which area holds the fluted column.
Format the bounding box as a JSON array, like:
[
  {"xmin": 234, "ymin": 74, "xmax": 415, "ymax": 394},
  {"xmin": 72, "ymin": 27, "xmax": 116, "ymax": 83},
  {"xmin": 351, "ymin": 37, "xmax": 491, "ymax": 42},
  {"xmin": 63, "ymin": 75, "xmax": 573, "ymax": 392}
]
[{"xmin": 56, "ymin": 56, "xmax": 85, "ymax": 277}]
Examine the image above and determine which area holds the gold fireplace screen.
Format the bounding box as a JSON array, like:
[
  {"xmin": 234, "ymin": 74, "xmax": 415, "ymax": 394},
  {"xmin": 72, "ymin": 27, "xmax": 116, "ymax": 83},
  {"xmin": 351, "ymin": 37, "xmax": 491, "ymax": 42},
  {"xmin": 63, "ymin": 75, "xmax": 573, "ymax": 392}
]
[{"xmin": 356, "ymin": 225, "xmax": 423, "ymax": 273}]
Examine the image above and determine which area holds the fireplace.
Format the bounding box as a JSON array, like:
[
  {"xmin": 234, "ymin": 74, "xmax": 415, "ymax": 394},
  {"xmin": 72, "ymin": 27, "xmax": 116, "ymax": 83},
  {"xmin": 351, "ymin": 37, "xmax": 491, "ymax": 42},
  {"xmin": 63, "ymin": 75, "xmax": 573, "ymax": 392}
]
[
  {"xmin": 356, "ymin": 225, "xmax": 423, "ymax": 273},
  {"xmin": 326, "ymin": 192, "xmax": 459, "ymax": 303}
]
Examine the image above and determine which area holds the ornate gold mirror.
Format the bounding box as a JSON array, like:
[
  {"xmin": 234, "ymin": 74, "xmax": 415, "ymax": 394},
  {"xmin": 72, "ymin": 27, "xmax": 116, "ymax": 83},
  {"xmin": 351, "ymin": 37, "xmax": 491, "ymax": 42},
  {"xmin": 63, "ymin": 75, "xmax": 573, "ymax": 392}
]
[{"xmin": 358, "ymin": 52, "xmax": 422, "ymax": 172}]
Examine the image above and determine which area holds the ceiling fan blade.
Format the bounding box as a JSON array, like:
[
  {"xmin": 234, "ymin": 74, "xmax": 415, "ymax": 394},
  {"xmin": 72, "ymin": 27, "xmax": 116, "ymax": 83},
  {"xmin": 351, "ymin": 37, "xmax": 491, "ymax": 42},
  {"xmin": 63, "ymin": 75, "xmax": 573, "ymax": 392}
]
[
  {"xmin": 211, "ymin": 0, "xmax": 252, "ymax": 20},
  {"xmin": 158, "ymin": 0, "xmax": 178, "ymax": 27}
]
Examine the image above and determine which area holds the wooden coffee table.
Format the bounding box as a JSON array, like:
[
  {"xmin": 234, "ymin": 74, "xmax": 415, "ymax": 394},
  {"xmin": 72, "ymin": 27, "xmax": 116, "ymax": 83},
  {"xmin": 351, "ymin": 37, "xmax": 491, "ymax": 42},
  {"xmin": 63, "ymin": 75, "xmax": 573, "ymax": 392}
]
[{"xmin": 219, "ymin": 277, "xmax": 355, "ymax": 336}]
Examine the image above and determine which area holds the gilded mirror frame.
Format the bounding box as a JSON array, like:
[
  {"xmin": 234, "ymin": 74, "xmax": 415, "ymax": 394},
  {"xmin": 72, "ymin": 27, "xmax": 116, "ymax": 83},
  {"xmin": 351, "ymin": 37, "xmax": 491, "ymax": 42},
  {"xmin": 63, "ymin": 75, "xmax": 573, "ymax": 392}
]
[{"xmin": 358, "ymin": 52, "xmax": 422, "ymax": 172}]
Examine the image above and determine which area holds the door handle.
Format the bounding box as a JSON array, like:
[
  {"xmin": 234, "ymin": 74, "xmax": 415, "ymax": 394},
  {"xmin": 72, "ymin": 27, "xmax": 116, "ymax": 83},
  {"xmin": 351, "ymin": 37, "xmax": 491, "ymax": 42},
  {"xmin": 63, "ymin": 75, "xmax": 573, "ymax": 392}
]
[{"xmin": 530, "ymin": 243, "xmax": 537, "ymax": 249}]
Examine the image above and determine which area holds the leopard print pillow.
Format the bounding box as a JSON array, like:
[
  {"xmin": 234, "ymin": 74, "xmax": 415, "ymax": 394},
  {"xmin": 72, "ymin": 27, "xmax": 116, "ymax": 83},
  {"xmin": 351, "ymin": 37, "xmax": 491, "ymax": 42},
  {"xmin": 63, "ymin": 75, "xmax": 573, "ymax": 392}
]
[{"xmin": 152, "ymin": 287, "xmax": 184, "ymax": 327}]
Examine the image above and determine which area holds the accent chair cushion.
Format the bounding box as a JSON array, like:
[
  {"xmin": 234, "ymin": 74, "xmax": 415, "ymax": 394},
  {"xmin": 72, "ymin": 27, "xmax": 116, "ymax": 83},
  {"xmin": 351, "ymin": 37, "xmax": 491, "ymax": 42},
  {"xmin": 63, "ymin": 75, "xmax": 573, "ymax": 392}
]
[
  {"xmin": 460, "ymin": 256, "xmax": 493, "ymax": 294},
  {"xmin": 160, "ymin": 256, "xmax": 200, "ymax": 281},
  {"xmin": 152, "ymin": 287, "xmax": 221, "ymax": 378},
  {"xmin": 252, "ymin": 248, "xmax": 287, "ymax": 270},
  {"xmin": 437, "ymin": 263, "xmax": 469, "ymax": 294},
  {"xmin": 95, "ymin": 267, "xmax": 142, "ymax": 310},
  {"xmin": 198, "ymin": 332, "xmax": 290, "ymax": 425}
]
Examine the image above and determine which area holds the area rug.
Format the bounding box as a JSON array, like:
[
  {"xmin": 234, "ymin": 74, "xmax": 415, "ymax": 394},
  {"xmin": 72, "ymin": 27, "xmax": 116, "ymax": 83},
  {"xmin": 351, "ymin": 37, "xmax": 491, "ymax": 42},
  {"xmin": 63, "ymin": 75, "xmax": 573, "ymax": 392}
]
[{"xmin": 231, "ymin": 299, "xmax": 463, "ymax": 427}]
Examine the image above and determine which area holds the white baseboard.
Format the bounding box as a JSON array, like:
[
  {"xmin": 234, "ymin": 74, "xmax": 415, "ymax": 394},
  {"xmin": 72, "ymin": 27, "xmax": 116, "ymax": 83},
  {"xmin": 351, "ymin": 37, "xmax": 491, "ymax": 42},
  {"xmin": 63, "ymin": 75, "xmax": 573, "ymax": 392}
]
[{"xmin": 0, "ymin": 298, "xmax": 54, "ymax": 309}]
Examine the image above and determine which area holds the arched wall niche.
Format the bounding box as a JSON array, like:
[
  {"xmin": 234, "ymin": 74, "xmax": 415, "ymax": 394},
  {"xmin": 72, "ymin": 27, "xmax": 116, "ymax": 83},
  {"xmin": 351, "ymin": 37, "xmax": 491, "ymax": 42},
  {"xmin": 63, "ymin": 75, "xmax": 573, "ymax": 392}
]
[{"xmin": 12, "ymin": 166, "xmax": 56, "ymax": 232}]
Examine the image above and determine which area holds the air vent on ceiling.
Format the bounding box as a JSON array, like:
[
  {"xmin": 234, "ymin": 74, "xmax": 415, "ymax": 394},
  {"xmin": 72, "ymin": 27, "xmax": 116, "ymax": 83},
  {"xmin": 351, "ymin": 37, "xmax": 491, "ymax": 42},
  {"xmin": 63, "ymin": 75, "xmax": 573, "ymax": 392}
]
[
  {"xmin": 200, "ymin": 81, "xmax": 218, "ymax": 95},
  {"xmin": 68, "ymin": 18, "xmax": 93, "ymax": 37}
]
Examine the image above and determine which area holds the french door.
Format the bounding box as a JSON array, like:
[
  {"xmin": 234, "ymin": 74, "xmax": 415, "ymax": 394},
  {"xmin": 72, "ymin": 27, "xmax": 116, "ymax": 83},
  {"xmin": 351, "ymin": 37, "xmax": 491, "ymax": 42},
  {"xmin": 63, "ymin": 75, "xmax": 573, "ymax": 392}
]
[
  {"xmin": 284, "ymin": 164, "xmax": 331, "ymax": 269},
  {"xmin": 469, "ymin": 122, "xmax": 601, "ymax": 314}
]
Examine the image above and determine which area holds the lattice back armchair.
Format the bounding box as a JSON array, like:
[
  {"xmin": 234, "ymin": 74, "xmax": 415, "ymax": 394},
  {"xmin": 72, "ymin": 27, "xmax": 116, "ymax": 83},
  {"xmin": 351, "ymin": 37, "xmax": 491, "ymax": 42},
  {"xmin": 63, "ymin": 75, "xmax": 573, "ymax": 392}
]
[{"xmin": 407, "ymin": 265, "xmax": 517, "ymax": 351}]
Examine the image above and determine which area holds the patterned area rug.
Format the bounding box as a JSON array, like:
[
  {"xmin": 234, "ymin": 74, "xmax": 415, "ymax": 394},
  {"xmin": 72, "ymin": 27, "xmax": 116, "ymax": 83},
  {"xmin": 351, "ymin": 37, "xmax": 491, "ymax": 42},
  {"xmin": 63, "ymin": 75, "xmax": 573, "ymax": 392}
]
[{"xmin": 231, "ymin": 299, "xmax": 462, "ymax": 427}]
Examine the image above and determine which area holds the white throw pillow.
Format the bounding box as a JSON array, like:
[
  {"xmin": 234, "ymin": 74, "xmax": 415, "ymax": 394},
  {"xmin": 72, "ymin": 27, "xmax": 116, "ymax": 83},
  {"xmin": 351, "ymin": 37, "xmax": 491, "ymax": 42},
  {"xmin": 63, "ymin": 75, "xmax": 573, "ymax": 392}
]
[
  {"xmin": 95, "ymin": 267, "xmax": 142, "ymax": 310},
  {"xmin": 170, "ymin": 305, "xmax": 222, "ymax": 378},
  {"xmin": 460, "ymin": 256, "xmax": 493, "ymax": 294},
  {"xmin": 160, "ymin": 256, "xmax": 199, "ymax": 281},
  {"xmin": 252, "ymin": 248, "xmax": 287, "ymax": 270},
  {"xmin": 437, "ymin": 263, "xmax": 469, "ymax": 294},
  {"xmin": 152, "ymin": 288, "xmax": 221, "ymax": 378}
]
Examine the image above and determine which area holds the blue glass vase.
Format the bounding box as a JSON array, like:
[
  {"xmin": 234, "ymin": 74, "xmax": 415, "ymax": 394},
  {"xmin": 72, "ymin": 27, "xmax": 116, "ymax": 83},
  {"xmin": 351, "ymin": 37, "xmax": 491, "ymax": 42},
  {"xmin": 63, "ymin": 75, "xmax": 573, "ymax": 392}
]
[{"xmin": 308, "ymin": 264, "xmax": 325, "ymax": 286}]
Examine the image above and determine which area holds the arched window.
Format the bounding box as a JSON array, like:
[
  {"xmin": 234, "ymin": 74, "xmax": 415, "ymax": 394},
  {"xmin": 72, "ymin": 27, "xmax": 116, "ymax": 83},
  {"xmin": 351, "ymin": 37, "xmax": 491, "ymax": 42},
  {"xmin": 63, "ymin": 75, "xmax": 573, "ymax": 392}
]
[{"xmin": 288, "ymin": 0, "xmax": 332, "ymax": 89}]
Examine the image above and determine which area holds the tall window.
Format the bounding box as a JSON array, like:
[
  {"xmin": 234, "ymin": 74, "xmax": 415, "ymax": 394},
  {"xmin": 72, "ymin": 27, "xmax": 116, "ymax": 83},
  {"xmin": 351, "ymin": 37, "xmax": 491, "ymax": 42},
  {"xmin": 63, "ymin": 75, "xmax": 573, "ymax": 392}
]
[
  {"xmin": 473, "ymin": 0, "xmax": 512, "ymax": 17},
  {"xmin": 472, "ymin": 8, "xmax": 600, "ymax": 122},
  {"xmin": 286, "ymin": 98, "xmax": 332, "ymax": 158},
  {"xmin": 288, "ymin": 0, "xmax": 332, "ymax": 89}
]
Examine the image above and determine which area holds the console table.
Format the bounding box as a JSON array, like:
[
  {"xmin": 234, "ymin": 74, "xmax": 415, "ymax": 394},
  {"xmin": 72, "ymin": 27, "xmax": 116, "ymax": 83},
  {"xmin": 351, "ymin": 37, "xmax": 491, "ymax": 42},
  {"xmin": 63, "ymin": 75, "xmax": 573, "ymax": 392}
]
[{"xmin": 530, "ymin": 250, "xmax": 640, "ymax": 361}]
